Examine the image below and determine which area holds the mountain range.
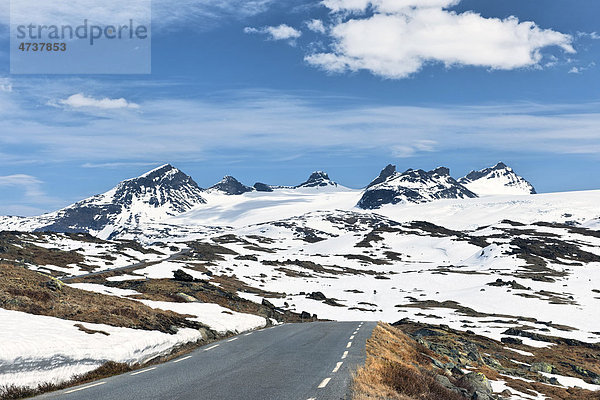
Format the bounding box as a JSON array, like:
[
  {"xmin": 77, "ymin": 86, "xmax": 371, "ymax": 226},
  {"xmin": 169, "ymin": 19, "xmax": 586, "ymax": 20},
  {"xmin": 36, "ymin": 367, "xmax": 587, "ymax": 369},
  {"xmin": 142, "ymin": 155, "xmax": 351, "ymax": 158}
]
[{"xmin": 0, "ymin": 162, "xmax": 535, "ymax": 238}]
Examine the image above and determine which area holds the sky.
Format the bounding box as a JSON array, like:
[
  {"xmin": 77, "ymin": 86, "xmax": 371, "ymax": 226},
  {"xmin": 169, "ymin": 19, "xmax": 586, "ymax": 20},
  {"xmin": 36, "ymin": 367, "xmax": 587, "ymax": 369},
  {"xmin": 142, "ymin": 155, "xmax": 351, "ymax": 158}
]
[{"xmin": 0, "ymin": 0, "xmax": 599, "ymax": 215}]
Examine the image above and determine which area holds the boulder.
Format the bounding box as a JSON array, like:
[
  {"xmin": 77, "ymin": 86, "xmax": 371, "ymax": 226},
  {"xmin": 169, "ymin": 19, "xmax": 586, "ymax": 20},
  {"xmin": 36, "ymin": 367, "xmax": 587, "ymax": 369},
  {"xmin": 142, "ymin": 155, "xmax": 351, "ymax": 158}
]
[
  {"xmin": 529, "ymin": 362, "xmax": 555, "ymax": 374},
  {"xmin": 500, "ymin": 337, "xmax": 523, "ymax": 345},
  {"xmin": 307, "ymin": 291, "xmax": 327, "ymax": 301},
  {"xmin": 457, "ymin": 372, "xmax": 493, "ymax": 395},
  {"xmin": 173, "ymin": 269, "xmax": 194, "ymax": 282},
  {"xmin": 261, "ymin": 298, "xmax": 276, "ymax": 309}
]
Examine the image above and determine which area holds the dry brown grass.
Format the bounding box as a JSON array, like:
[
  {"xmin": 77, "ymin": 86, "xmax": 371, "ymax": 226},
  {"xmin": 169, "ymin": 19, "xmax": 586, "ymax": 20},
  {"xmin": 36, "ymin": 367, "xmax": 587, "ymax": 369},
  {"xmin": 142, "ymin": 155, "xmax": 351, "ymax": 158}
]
[
  {"xmin": 0, "ymin": 264, "xmax": 202, "ymax": 333},
  {"xmin": 353, "ymin": 323, "xmax": 463, "ymax": 400},
  {"xmin": 0, "ymin": 232, "xmax": 85, "ymax": 274},
  {"xmin": 0, "ymin": 362, "xmax": 133, "ymax": 400},
  {"xmin": 395, "ymin": 321, "xmax": 600, "ymax": 400}
]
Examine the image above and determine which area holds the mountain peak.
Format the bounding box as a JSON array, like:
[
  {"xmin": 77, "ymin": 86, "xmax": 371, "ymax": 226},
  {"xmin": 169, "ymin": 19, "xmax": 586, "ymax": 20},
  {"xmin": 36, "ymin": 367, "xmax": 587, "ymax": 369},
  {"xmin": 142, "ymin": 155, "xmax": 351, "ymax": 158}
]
[
  {"xmin": 432, "ymin": 166, "xmax": 450, "ymax": 176},
  {"xmin": 459, "ymin": 163, "xmax": 536, "ymax": 196},
  {"xmin": 358, "ymin": 165, "xmax": 476, "ymax": 209},
  {"xmin": 295, "ymin": 171, "xmax": 337, "ymax": 189},
  {"xmin": 209, "ymin": 176, "xmax": 254, "ymax": 195},
  {"xmin": 133, "ymin": 164, "xmax": 187, "ymax": 183},
  {"xmin": 36, "ymin": 164, "xmax": 206, "ymax": 238},
  {"xmin": 366, "ymin": 164, "xmax": 396, "ymax": 189},
  {"xmin": 138, "ymin": 163, "xmax": 176, "ymax": 177}
]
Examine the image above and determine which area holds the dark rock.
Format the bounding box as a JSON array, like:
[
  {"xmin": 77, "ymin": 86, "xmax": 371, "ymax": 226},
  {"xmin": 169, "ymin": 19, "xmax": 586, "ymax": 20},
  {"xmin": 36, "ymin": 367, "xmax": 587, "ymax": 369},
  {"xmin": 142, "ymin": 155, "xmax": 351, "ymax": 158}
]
[
  {"xmin": 173, "ymin": 269, "xmax": 194, "ymax": 282},
  {"xmin": 43, "ymin": 279, "xmax": 63, "ymax": 292},
  {"xmin": 261, "ymin": 298, "xmax": 276, "ymax": 309},
  {"xmin": 501, "ymin": 337, "xmax": 523, "ymax": 345},
  {"xmin": 253, "ymin": 182, "xmax": 273, "ymax": 192},
  {"xmin": 457, "ymin": 372, "xmax": 493, "ymax": 395},
  {"xmin": 358, "ymin": 167, "xmax": 477, "ymax": 210},
  {"xmin": 307, "ymin": 291, "xmax": 327, "ymax": 301},
  {"xmin": 413, "ymin": 328, "xmax": 447, "ymax": 337},
  {"xmin": 488, "ymin": 279, "xmax": 530, "ymax": 291},
  {"xmin": 324, "ymin": 298, "xmax": 345, "ymax": 307},
  {"xmin": 366, "ymin": 164, "xmax": 396, "ymax": 189},
  {"xmin": 209, "ymin": 176, "xmax": 254, "ymax": 195},
  {"xmin": 435, "ymin": 374, "xmax": 454, "ymax": 389},
  {"xmin": 529, "ymin": 362, "xmax": 555, "ymax": 373},
  {"xmin": 472, "ymin": 390, "xmax": 492, "ymax": 400},
  {"xmin": 295, "ymin": 171, "xmax": 337, "ymax": 188}
]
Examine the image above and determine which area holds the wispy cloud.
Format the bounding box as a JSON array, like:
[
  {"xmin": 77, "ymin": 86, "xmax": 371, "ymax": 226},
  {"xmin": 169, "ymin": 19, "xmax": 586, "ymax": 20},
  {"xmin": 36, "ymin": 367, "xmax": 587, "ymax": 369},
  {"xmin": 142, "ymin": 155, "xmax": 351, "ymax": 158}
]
[
  {"xmin": 568, "ymin": 62, "xmax": 596, "ymax": 74},
  {"xmin": 577, "ymin": 31, "xmax": 600, "ymax": 40},
  {"xmin": 82, "ymin": 161, "xmax": 160, "ymax": 168},
  {"xmin": 0, "ymin": 174, "xmax": 44, "ymax": 199},
  {"xmin": 244, "ymin": 24, "xmax": 302, "ymax": 43},
  {"xmin": 55, "ymin": 93, "xmax": 140, "ymax": 110},
  {"xmin": 306, "ymin": 19, "xmax": 326, "ymax": 34},
  {"xmin": 1, "ymin": 0, "xmax": 278, "ymax": 34},
  {"xmin": 0, "ymin": 78, "xmax": 12, "ymax": 92},
  {"xmin": 1, "ymin": 85, "xmax": 600, "ymax": 167}
]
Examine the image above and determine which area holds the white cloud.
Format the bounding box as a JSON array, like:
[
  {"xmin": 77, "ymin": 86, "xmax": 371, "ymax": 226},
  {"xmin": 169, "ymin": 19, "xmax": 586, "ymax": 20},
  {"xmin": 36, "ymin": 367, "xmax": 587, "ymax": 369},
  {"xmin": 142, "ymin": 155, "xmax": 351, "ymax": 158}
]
[
  {"xmin": 322, "ymin": 0, "xmax": 460, "ymax": 13},
  {"xmin": 0, "ymin": 175, "xmax": 61, "ymax": 216},
  {"xmin": 0, "ymin": 175, "xmax": 45, "ymax": 202},
  {"xmin": 391, "ymin": 140, "xmax": 437, "ymax": 158},
  {"xmin": 57, "ymin": 93, "xmax": 140, "ymax": 110},
  {"xmin": 0, "ymin": 78, "xmax": 12, "ymax": 92},
  {"xmin": 577, "ymin": 31, "xmax": 600, "ymax": 40},
  {"xmin": 1, "ymin": 0, "xmax": 276, "ymax": 34},
  {"xmin": 153, "ymin": 0, "xmax": 276, "ymax": 29},
  {"xmin": 306, "ymin": 0, "xmax": 574, "ymax": 78},
  {"xmin": 2, "ymin": 88, "xmax": 600, "ymax": 166},
  {"xmin": 306, "ymin": 19, "xmax": 326, "ymax": 34},
  {"xmin": 245, "ymin": 24, "xmax": 302, "ymax": 41},
  {"xmin": 82, "ymin": 162, "xmax": 159, "ymax": 168},
  {"xmin": 568, "ymin": 62, "xmax": 595, "ymax": 74}
]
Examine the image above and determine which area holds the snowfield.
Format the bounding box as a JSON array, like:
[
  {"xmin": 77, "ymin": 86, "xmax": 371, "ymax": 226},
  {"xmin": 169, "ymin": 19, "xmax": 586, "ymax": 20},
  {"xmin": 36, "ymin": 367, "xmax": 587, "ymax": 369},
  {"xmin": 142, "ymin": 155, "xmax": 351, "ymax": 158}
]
[
  {"xmin": 1, "ymin": 164, "xmax": 599, "ymax": 397},
  {"xmin": 0, "ymin": 309, "xmax": 204, "ymax": 389}
]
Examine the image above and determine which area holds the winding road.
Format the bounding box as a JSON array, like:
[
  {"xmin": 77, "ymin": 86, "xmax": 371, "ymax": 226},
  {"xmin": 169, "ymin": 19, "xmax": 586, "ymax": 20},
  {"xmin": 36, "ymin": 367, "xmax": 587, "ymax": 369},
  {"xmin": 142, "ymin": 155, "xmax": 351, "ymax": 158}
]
[{"xmin": 35, "ymin": 321, "xmax": 376, "ymax": 400}]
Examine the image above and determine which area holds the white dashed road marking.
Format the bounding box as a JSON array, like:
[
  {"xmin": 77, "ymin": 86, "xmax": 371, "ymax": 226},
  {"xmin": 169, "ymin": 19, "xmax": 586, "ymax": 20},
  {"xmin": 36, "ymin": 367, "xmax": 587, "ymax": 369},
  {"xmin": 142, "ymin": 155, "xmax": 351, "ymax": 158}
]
[
  {"xmin": 65, "ymin": 382, "xmax": 106, "ymax": 394},
  {"xmin": 318, "ymin": 378, "xmax": 331, "ymax": 388},
  {"xmin": 342, "ymin": 351, "xmax": 348, "ymax": 359},
  {"xmin": 332, "ymin": 362, "xmax": 343, "ymax": 373},
  {"xmin": 131, "ymin": 367, "xmax": 156, "ymax": 376},
  {"xmin": 173, "ymin": 355, "xmax": 192, "ymax": 363},
  {"xmin": 204, "ymin": 344, "xmax": 220, "ymax": 351},
  {"xmin": 228, "ymin": 338, "xmax": 238, "ymax": 342},
  {"xmin": 350, "ymin": 335, "xmax": 355, "ymax": 340},
  {"xmin": 346, "ymin": 341, "xmax": 352, "ymax": 348}
]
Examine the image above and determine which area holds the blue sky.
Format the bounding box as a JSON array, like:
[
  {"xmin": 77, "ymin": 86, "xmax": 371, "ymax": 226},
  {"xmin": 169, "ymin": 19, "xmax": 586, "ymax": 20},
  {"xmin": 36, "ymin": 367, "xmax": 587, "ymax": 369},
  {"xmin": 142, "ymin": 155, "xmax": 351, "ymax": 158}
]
[{"xmin": 0, "ymin": 0, "xmax": 599, "ymax": 215}]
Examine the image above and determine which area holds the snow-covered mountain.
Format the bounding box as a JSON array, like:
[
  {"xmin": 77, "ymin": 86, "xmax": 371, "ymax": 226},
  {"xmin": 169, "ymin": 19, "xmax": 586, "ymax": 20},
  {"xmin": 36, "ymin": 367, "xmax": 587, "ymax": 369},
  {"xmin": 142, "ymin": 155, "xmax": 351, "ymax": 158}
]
[
  {"xmin": 458, "ymin": 162, "xmax": 536, "ymax": 196},
  {"xmin": 251, "ymin": 171, "xmax": 338, "ymax": 192},
  {"xmin": 0, "ymin": 162, "xmax": 585, "ymax": 240},
  {"xmin": 208, "ymin": 176, "xmax": 254, "ymax": 195},
  {"xmin": 20, "ymin": 164, "xmax": 206, "ymax": 238},
  {"xmin": 357, "ymin": 165, "xmax": 477, "ymax": 209},
  {"xmin": 294, "ymin": 171, "xmax": 338, "ymax": 189}
]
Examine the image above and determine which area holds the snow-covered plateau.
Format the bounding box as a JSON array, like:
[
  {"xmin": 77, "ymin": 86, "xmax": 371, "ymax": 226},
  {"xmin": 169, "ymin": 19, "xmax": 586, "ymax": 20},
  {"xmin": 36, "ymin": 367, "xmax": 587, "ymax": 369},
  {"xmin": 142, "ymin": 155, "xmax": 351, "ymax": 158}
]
[{"xmin": 1, "ymin": 163, "xmax": 599, "ymax": 396}]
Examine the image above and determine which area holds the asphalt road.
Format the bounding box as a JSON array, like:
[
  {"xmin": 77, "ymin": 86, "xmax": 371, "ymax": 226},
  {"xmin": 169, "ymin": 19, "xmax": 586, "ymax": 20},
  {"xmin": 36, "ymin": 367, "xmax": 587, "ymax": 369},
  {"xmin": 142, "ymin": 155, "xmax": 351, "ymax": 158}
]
[{"xmin": 35, "ymin": 321, "xmax": 376, "ymax": 400}]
